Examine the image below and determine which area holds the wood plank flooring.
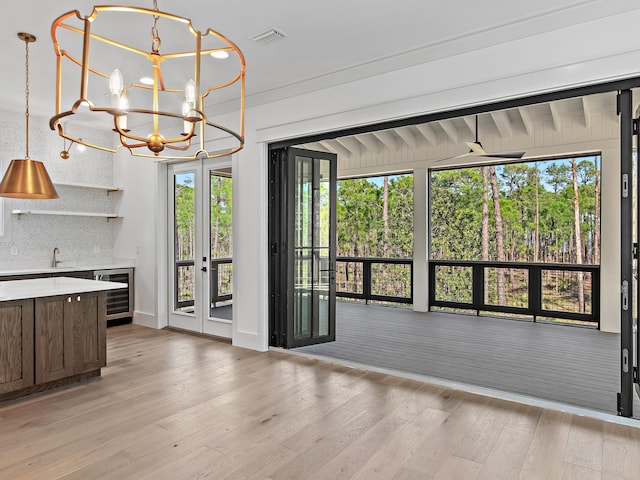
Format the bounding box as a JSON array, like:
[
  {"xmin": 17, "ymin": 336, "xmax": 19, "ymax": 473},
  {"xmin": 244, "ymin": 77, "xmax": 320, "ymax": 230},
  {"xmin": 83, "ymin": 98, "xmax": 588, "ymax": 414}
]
[{"xmin": 0, "ymin": 324, "xmax": 639, "ymax": 480}]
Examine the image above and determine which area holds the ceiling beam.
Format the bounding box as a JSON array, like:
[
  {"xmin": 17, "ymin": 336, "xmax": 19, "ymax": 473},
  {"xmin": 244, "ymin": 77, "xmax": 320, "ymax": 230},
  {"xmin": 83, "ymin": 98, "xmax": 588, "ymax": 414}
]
[
  {"xmin": 319, "ymin": 140, "xmax": 352, "ymax": 159},
  {"xmin": 395, "ymin": 126, "xmax": 417, "ymax": 149},
  {"xmin": 490, "ymin": 110, "xmax": 513, "ymax": 138},
  {"xmin": 416, "ymin": 124, "xmax": 437, "ymax": 146},
  {"xmin": 336, "ymin": 137, "xmax": 362, "ymax": 156},
  {"xmin": 355, "ymin": 133, "xmax": 382, "ymax": 154},
  {"xmin": 373, "ymin": 130, "xmax": 398, "ymax": 150},
  {"xmin": 518, "ymin": 107, "xmax": 534, "ymax": 135},
  {"xmin": 463, "ymin": 116, "xmax": 476, "ymax": 137},
  {"xmin": 302, "ymin": 142, "xmax": 331, "ymax": 153},
  {"xmin": 549, "ymin": 102, "xmax": 561, "ymax": 131},
  {"xmin": 438, "ymin": 120, "xmax": 459, "ymax": 144},
  {"xmin": 581, "ymin": 96, "xmax": 591, "ymax": 129}
]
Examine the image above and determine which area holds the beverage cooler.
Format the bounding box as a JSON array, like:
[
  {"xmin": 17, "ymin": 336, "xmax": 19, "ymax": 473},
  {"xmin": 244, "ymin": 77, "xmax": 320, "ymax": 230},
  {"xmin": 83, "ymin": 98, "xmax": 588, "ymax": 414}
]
[{"xmin": 94, "ymin": 268, "xmax": 134, "ymax": 326}]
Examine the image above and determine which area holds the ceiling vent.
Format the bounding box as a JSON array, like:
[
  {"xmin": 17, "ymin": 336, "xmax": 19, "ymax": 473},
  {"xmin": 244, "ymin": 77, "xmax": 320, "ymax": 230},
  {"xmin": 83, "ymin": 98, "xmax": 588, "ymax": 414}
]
[{"xmin": 250, "ymin": 27, "xmax": 287, "ymax": 45}]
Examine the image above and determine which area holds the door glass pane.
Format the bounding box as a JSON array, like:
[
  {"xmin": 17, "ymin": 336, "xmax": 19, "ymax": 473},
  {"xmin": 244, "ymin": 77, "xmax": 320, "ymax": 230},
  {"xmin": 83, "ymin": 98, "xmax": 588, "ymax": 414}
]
[
  {"xmin": 174, "ymin": 172, "xmax": 195, "ymax": 312},
  {"xmin": 209, "ymin": 169, "xmax": 233, "ymax": 319},
  {"xmin": 294, "ymin": 156, "xmax": 333, "ymax": 340},
  {"xmin": 317, "ymin": 159, "xmax": 331, "ymax": 336},
  {"xmin": 294, "ymin": 156, "xmax": 313, "ymax": 339}
]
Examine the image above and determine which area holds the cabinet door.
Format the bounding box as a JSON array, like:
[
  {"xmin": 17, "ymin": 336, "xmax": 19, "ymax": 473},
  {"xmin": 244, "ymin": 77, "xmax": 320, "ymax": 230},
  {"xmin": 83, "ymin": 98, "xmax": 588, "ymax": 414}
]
[
  {"xmin": 35, "ymin": 296, "xmax": 73, "ymax": 383},
  {"xmin": 0, "ymin": 299, "xmax": 34, "ymax": 394},
  {"xmin": 68, "ymin": 292, "xmax": 106, "ymax": 374}
]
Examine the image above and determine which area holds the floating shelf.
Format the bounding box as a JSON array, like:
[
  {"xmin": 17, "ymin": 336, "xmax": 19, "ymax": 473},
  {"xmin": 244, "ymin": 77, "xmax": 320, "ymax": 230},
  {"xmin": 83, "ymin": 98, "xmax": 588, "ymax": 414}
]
[
  {"xmin": 12, "ymin": 210, "xmax": 121, "ymax": 219},
  {"xmin": 54, "ymin": 181, "xmax": 122, "ymax": 193}
]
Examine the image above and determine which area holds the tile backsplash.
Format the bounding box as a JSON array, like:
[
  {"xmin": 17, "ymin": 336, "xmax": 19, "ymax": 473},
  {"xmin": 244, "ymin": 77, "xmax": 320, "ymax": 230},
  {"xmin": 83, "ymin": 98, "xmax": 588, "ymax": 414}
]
[{"xmin": 0, "ymin": 112, "xmax": 119, "ymax": 270}]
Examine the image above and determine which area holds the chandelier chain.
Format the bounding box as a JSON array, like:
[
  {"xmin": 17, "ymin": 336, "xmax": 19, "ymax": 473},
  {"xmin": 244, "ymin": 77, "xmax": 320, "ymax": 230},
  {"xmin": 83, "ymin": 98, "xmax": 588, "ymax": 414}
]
[
  {"xmin": 151, "ymin": 0, "xmax": 161, "ymax": 53},
  {"xmin": 24, "ymin": 38, "xmax": 30, "ymax": 159}
]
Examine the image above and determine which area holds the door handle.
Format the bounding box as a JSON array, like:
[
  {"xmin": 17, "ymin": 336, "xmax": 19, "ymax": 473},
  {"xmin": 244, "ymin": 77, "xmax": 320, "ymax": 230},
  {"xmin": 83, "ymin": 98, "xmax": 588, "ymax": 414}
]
[{"xmin": 201, "ymin": 266, "xmax": 207, "ymax": 272}]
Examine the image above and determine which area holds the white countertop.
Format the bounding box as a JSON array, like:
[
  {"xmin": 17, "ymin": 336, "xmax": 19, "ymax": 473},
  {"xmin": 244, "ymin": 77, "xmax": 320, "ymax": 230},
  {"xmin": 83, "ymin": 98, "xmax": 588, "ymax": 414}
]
[
  {"xmin": 0, "ymin": 277, "xmax": 128, "ymax": 302},
  {"xmin": 0, "ymin": 262, "xmax": 134, "ymax": 277}
]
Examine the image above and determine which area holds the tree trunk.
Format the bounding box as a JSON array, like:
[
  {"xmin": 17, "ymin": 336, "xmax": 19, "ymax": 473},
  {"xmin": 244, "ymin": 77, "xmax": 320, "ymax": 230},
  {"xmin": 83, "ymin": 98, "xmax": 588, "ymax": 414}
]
[
  {"xmin": 534, "ymin": 165, "xmax": 540, "ymax": 263},
  {"xmin": 212, "ymin": 177, "xmax": 221, "ymax": 258},
  {"xmin": 593, "ymin": 156, "xmax": 600, "ymax": 265},
  {"xmin": 572, "ymin": 158, "xmax": 585, "ymax": 313},
  {"xmin": 383, "ymin": 175, "xmax": 389, "ymax": 257},
  {"xmin": 482, "ymin": 166, "xmax": 490, "ymax": 303},
  {"xmin": 489, "ymin": 165, "xmax": 506, "ymax": 305}
]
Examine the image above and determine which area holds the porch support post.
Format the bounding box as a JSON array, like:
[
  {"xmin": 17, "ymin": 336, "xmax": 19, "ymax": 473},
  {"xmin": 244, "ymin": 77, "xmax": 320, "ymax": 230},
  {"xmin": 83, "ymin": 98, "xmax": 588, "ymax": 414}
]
[{"xmin": 413, "ymin": 168, "xmax": 428, "ymax": 311}]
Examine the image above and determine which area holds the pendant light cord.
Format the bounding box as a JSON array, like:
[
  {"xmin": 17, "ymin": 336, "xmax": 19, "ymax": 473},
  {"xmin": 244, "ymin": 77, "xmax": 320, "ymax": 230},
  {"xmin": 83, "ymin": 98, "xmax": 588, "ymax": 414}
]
[{"xmin": 24, "ymin": 37, "xmax": 30, "ymax": 159}]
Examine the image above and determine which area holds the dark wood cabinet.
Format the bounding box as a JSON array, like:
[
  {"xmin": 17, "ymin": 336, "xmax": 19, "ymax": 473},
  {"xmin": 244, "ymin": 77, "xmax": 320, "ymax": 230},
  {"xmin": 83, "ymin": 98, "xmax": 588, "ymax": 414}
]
[
  {"xmin": 35, "ymin": 292, "xmax": 106, "ymax": 384},
  {"xmin": 0, "ymin": 299, "xmax": 34, "ymax": 394},
  {"xmin": 69, "ymin": 292, "xmax": 106, "ymax": 374}
]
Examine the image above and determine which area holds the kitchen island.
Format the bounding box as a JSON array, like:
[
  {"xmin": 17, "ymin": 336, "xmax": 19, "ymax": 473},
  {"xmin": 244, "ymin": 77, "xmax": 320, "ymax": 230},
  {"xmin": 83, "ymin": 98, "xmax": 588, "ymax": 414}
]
[{"xmin": 0, "ymin": 277, "xmax": 126, "ymax": 401}]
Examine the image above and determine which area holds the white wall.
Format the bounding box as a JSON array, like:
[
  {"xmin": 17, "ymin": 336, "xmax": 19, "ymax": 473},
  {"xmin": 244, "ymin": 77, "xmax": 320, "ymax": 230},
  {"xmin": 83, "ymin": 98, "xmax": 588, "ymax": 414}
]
[
  {"xmin": 114, "ymin": 9, "xmax": 640, "ymax": 349},
  {"xmin": 112, "ymin": 149, "xmax": 161, "ymax": 328}
]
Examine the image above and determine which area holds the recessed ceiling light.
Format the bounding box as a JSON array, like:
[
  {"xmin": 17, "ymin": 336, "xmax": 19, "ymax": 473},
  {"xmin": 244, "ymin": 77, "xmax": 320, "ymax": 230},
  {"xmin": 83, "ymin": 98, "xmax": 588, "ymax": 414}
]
[
  {"xmin": 210, "ymin": 50, "xmax": 229, "ymax": 59},
  {"xmin": 139, "ymin": 76, "xmax": 154, "ymax": 85}
]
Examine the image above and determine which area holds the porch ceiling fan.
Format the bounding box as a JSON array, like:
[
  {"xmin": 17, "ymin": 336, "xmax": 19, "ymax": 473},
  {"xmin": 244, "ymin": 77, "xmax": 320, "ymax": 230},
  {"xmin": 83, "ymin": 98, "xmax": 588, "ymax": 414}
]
[{"xmin": 436, "ymin": 115, "xmax": 525, "ymax": 162}]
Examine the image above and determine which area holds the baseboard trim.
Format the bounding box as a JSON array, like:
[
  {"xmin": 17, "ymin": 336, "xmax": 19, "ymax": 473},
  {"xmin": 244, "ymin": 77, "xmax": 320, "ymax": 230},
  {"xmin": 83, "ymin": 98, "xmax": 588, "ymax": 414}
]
[{"xmin": 133, "ymin": 311, "xmax": 157, "ymax": 328}]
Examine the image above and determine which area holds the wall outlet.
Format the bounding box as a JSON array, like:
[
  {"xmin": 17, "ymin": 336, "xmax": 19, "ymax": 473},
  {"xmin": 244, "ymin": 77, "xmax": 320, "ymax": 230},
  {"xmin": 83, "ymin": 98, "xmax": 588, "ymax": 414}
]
[
  {"xmin": 94, "ymin": 245, "xmax": 100, "ymax": 254},
  {"xmin": 10, "ymin": 246, "xmax": 18, "ymax": 256}
]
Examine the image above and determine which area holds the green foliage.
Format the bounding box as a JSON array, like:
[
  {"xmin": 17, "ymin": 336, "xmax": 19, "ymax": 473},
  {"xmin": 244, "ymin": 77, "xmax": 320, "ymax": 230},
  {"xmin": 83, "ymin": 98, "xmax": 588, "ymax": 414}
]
[
  {"xmin": 337, "ymin": 175, "xmax": 413, "ymax": 258},
  {"xmin": 430, "ymin": 156, "xmax": 601, "ymax": 265}
]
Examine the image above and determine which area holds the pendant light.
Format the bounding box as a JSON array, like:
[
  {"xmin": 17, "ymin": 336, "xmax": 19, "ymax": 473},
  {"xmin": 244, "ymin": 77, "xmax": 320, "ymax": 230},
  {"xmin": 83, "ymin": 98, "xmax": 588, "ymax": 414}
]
[
  {"xmin": 50, "ymin": 1, "xmax": 245, "ymax": 160},
  {"xmin": 0, "ymin": 33, "xmax": 58, "ymax": 199}
]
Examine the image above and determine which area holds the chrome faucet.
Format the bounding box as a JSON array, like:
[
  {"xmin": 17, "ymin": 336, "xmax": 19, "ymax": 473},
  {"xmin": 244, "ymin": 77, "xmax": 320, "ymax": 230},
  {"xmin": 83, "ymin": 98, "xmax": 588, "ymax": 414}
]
[{"xmin": 52, "ymin": 247, "xmax": 61, "ymax": 268}]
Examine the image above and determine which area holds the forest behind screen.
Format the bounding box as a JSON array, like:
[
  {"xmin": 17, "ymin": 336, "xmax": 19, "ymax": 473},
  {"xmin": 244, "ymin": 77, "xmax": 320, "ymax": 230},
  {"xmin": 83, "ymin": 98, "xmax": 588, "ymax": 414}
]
[
  {"xmin": 337, "ymin": 155, "xmax": 600, "ymax": 317},
  {"xmin": 337, "ymin": 155, "xmax": 600, "ymax": 265}
]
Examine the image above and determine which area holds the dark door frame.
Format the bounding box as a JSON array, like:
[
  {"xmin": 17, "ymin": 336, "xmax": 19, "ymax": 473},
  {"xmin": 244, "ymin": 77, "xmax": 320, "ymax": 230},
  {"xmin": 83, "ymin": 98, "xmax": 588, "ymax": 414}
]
[
  {"xmin": 618, "ymin": 89, "xmax": 635, "ymax": 417},
  {"xmin": 268, "ymin": 147, "xmax": 337, "ymax": 349}
]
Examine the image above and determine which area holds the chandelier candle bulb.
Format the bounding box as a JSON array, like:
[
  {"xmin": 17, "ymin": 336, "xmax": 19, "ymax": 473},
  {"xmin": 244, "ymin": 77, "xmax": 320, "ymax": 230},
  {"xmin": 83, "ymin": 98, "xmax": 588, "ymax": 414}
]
[
  {"xmin": 185, "ymin": 79, "xmax": 196, "ymax": 104},
  {"xmin": 109, "ymin": 69, "xmax": 124, "ymax": 96},
  {"xmin": 182, "ymin": 100, "xmax": 192, "ymax": 135},
  {"xmin": 117, "ymin": 92, "xmax": 129, "ymax": 131}
]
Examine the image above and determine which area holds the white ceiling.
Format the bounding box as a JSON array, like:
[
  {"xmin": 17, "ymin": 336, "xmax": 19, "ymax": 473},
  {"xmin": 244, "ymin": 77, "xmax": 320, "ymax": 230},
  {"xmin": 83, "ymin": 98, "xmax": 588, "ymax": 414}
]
[{"xmin": 1, "ymin": 0, "xmax": 639, "ymax": 121}]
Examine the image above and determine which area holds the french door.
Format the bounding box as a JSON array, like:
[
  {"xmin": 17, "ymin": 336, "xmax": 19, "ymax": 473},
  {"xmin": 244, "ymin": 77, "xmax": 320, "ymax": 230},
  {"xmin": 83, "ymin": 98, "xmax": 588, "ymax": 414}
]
[
  {"xmin": 168, "ymin": 158, "xmax": 233, "ymax": 337},
  {"xmin": 269, "ymin": 147, "xmax": 337, "ymax": 348}
]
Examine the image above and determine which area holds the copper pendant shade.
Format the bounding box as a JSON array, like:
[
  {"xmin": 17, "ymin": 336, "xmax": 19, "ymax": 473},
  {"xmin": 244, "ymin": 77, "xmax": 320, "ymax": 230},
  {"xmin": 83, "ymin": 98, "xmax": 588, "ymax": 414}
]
[
  {"xmin": 0, "ymin": 33, "xmax": 58, "ymax": 199},
  {"xmin": 0, "ymin": 159, "xmax": 58, "ymax": 199}
]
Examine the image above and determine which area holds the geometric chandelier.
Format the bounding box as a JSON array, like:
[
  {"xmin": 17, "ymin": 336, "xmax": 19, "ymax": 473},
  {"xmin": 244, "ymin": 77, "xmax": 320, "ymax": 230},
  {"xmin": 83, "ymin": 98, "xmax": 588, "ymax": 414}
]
[{"xmin": 49, "ymin": 1, "xmax": 245, "ymax": 159}]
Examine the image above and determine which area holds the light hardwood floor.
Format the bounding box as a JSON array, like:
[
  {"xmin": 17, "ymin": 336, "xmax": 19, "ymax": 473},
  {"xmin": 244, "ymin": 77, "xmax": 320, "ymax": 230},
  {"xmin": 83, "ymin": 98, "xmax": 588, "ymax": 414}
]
[{"xmin": 0, "ymin": 324, "xmax": 638, "ymax": 480}]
